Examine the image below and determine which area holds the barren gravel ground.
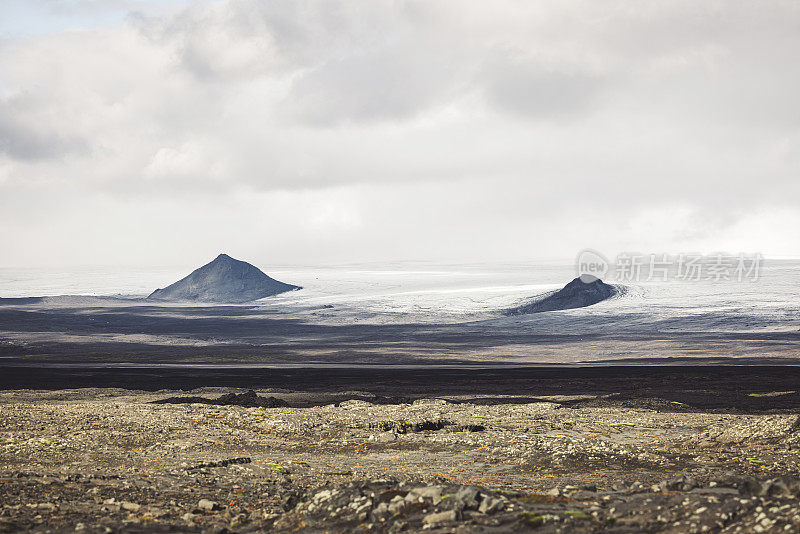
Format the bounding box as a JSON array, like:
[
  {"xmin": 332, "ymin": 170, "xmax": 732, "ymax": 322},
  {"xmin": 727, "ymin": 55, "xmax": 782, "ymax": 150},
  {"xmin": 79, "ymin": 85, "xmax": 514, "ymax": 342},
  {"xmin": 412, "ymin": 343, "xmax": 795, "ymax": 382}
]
[{"xmin": 3, "ymin": 388, "xmax": 800, "ymax": 532}]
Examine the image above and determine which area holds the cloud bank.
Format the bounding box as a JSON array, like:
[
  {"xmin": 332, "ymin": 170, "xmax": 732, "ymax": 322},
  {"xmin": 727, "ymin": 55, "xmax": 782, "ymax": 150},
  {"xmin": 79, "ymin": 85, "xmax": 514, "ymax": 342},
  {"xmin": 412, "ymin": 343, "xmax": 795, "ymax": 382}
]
[{"xmin": 1, "ymin": 0, "xmax": 799, "ymax": 267}]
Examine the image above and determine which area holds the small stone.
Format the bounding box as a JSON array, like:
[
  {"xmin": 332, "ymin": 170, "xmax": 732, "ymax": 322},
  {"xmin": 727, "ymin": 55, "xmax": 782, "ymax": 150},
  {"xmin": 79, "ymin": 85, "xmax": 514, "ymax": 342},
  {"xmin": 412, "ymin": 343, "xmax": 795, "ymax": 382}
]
[
  {"xmin": 338, "ymin": 400, "xmax": 374, "ymax": 408},
  {"xmin": 197, "ymin": 499, "xmax": 220, "ymax": 512},
  {"xmin": 369, "ymin": 433, "xmax": 397, "ymax": 443},
  {"xmin": 763, "ymin": 479, "xmax": 791, "ymax": 497},
  {"xmin": 355, "ymin": 499, "xmax": 373, "ymax": 515},
  {"xmin": 406, "ymin": 486, "xmax": 443, "ymax": 504},
  {"xmin": 423, "ymin": 509, "xmax": 457, "ymax": 525},
  {"xmin": 666, "ymin": 475, "xmax": 697, "ymax": 492},
  {"xmin": 388, "ymin": 497, "xmax": 406, "ymax": 514},
  {"xmin": 121, "ymin": 502, "xmax": 140, "ymax": 512},
  {"xmin": 478, "ymin": 496, "xmax": 504, "ymax": 514},
  {"xmin": 371, "ymin": 502, "xmax": 390, "ymax": 521},
  {"xmin": 455, "ymin": 486, "xmax": 481, "ymax": 510},
  {"xmin": 313, "ymin": 490, "xmax": 332, "ymax": 502}
]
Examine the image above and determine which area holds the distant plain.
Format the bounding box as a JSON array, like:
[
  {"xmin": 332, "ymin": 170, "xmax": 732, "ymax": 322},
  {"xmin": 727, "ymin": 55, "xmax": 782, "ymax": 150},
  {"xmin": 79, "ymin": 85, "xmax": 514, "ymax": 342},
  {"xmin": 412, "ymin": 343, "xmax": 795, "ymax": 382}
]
[{"xmin": 1, "ymin": 261, "xmax": 798, "ymax": 366}]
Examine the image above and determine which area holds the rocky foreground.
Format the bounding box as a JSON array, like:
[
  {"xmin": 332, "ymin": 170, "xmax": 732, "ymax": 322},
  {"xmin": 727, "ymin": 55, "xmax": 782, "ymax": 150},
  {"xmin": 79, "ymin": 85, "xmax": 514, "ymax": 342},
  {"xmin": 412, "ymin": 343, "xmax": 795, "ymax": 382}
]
[{"xmin": 3, "ymin": 388, "xmax": 800, "ymax": 533}]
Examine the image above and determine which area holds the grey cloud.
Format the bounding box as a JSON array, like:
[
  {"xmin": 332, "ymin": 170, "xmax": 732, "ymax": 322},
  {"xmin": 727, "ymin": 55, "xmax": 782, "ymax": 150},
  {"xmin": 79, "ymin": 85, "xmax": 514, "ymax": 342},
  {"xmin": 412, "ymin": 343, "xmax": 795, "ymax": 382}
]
[
  {"xmin": 145, "ymin": 1, "xmax": 396, "ymax": 80},
  {"xmin": 2, "ymin": 0, "xmax": 800, "ymax": 266},
  {"xmin": 0, "ymin": 101, "xmax": 87, "ymax": 161},
  {"xmin": 480, "ymin": 51, "xmax": 604, "ymax": 119},
  {"xmin": 288, "ymin": 46, "xmax": 463, "ymax": 125}
]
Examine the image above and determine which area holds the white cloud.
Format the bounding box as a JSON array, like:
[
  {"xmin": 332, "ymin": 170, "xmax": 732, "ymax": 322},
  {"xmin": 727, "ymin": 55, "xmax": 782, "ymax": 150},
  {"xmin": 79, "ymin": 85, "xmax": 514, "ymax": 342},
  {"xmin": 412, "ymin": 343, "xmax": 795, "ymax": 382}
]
[
  {"xmin": 143, "ymin": 143, "xmax": 224, "ymax": 185},
  {"xmin": 0, "ymin": 0, "xmax": 799, "ymax": 266}
]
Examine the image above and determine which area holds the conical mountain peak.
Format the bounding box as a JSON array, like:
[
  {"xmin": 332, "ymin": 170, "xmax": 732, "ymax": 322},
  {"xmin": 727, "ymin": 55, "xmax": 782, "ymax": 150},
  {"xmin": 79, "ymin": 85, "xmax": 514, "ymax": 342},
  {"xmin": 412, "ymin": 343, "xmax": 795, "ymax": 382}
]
[
  {"xmin": 506, "ymin": 276, "xmax": 620, "ymax": 315},
  {"xmin": 148, "ymin": 254, "xmax": 300, "ymax": 303}
]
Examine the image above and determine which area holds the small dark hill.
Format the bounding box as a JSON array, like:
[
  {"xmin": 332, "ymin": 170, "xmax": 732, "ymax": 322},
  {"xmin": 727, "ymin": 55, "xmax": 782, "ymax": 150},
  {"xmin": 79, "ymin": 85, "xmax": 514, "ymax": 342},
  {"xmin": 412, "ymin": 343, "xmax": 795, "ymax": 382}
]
[
  {"xmin": 148, "ymin": 254, "xmax": 300, "ymax": 304},
  {"xmin": 505, "ymin": 275, "xmax": 621, "ymax": 315}
]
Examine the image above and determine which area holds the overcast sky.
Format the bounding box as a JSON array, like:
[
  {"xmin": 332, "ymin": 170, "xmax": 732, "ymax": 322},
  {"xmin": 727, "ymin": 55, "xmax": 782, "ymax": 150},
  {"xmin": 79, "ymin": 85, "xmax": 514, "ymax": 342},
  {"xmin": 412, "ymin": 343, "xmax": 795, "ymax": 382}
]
[{"xmin": 1, "ymin": 0, "xmax": 799, "ymax": 268}]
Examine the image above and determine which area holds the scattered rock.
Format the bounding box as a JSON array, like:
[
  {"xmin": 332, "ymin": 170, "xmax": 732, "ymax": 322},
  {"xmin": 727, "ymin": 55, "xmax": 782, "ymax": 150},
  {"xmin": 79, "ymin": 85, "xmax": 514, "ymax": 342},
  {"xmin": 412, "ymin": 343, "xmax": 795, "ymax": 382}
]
[
  {"xmin": 405, "ymin": 486, "xmax": 442, "ymax": 504},
  {"xmin": 186, "ymin": 457, "xmax": 252, "ymax": 471},
  {"xmin": 454, "ymin": 486, "xmax": 481, "ymax": 510},
  {"xmin": 6, "ymin": 388, "xmax": 800, "ymax": 533},
  {"xmin": 665, "ymin": 475, "xmax": 698, "ymax": 492},
  {"xmin": 338, "ymin": 400, "xmax": 374, "ymax": 408},
  {"xmin": 368, "ymin": 433, "xmax": 397, "ymax": 443},
  {"xmin": 478, "ymin": 496, "xmax": 504, "ymax": 514},
  {"xmin": 369, "ymin": 419, "xmax": 451, "ymax": 433},
  {"xmin": 423, "ymin": 509, "xmax": 457, "ymax": 525},
  {"xmin": 197, "ymin": 499, "xmax": 220, "ymax": 512}
]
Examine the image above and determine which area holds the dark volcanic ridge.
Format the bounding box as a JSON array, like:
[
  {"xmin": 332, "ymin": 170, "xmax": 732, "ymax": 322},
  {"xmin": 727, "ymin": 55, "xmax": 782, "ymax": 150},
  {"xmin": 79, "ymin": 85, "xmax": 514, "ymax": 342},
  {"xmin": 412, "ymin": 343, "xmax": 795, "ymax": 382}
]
[
  {"xmin": 148, "ymin": 254, "xmax": 300, "ymax": 304},
  {"xmin": 153, "ymin": 389, "xmax": 290, "ymax": 408},
  {"xmin": 505, "ymin": 275, "xmax": 622, "ymax": 315}
]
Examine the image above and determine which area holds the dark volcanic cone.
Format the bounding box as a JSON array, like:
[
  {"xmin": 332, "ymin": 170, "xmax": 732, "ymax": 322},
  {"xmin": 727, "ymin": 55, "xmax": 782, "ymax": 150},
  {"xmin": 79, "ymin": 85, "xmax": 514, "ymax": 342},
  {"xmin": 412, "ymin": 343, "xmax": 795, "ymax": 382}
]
[
  {"xmin": 505, "ymin": 275, "xmax": 620, "ymax": 315},
  {"xmin": 148, "ymin": 254, "xmax": 300, "ymax": 304}
]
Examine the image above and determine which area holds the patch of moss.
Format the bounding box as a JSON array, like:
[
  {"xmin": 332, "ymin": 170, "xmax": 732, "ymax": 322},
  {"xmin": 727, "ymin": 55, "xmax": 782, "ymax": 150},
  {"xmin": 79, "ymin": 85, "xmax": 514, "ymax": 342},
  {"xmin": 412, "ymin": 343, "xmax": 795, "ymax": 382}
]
[{"xmin": 517, "ymin": 511, "xmax": 544, "ymax": 527}]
